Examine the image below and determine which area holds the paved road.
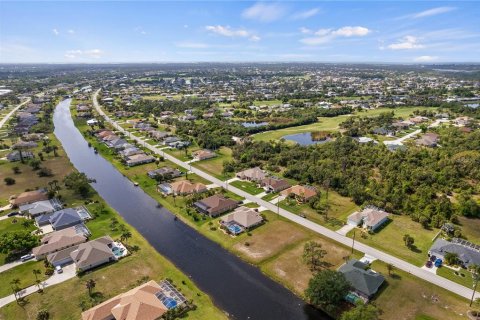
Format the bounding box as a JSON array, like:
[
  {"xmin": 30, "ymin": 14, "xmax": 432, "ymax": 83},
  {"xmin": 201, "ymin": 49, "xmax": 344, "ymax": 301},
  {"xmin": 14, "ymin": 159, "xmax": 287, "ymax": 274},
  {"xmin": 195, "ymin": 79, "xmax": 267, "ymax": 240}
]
[
  {"xmin": 0, "ymin": 263, "xmax": 76, "ymax": 308},
  {"xmin": 0, "ymin": 98, "xmax": 31, "ymax": 129},
  {"xmin": 383, "ymin": 129, "xmax": 421, "ymax": 146},
  {"xmin": 93, "ymin": 90, "xmax": 478, "ymax": 301}
]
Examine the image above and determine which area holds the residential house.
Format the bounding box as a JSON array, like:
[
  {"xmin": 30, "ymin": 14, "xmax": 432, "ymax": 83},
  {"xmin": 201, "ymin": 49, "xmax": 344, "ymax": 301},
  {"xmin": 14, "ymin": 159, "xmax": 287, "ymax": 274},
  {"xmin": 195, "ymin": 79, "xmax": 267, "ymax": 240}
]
[
  {"xmin": 19, "ymin": 198, "xmax": 61, "ymax": 217},
  {"xmin": 339, "ymin": 259, "xmax": 385, "ymax": 302},
  {"xmin": 32, "ymin": 227, "xmax": 87, "ymax": 260},
  {"xmin": 415, "ymin": 133, "xmax": 439, "ymax": 147},
  {"xmin": 220, "ymin": 206, "xmax": 263, "ymax": 233},
  {"xmin": 159, "ymin": 180, "xmax": 207, "ymax": 195},
  {"xmin": 192, "ymin": 149, "xmax": 216, "ymax": 161},
  {"xmin": 10, "ymin": 189, "xmax": 49, "ymax": 207},
  {"xmin": 125, "ymin": 154, "xmax": 155, "ymax": 167},
  {"xmin": 347, "ymin": 206, "xmax": 389, "ymax": 232},
  {"xmin": 280, "ymin": 185, "xmax": 317, "ymax": 203},
  {"xmin": 236, "ymin": 167, "xmax": 267, "ymax": 182},
  {"xmin": 429, "ymin": 238, "xmax": 480, "ymax": 268},
  {"xmin": 147, "ymin": 167, "xmax": 182, "ymax": 180},
  {"xmin": 35, "ymin": 207, "xmax": 88, "ymax": 230},
  {"xmin": 6, "ymin": 150, "xmax": 34, "ymax": 162},
  {"xmin": 70, "ymin": 236, "xmax": 117, "ymax": 272},
  {"xmin": 81, "ymin": 280, "xmax": 186, "ymax": 320},
  {"xmin": 259, "ymin": 177, "xmax": 290, "ymax": 193},
  {"xmin": 194, "ymin": 194, "xmax": 238, "ymax": 217}
]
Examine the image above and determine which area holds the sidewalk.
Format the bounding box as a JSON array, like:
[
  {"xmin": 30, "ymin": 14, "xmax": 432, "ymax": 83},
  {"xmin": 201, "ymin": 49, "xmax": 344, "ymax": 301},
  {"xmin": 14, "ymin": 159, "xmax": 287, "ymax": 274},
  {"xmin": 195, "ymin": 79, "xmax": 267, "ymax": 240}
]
[{"xmin": 0, "ymin": 263, "xmax": 76, "ymax": 308}]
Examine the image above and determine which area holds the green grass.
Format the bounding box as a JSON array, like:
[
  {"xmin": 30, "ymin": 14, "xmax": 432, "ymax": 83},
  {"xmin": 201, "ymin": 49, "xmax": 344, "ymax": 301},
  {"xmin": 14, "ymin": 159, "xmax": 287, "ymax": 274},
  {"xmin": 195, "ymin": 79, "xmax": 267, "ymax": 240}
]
[
  {"xmin": 262, "ymin": 192, "xmax": 279, "ymax": 202},
  {"xmin": 253, "ymin": 107, "xmax": 437, "ymax": 142},
  {"xmin": 230, "ymin": 180, "xmax": 264, "ymax": 195},
  {"xmin": 437, "ymin": 266, "xmax": 474, "ymax": 289},
  {"xmin": 191, "ymin": 147, "xmax": 233, "ymax": 180},
  {"xmin": 0, "ymin": 260, "xmax": 48, "ymax": 297},
  {"xmin": 347, "ymin": 214, "xmax": 438, "ymax": 266}
]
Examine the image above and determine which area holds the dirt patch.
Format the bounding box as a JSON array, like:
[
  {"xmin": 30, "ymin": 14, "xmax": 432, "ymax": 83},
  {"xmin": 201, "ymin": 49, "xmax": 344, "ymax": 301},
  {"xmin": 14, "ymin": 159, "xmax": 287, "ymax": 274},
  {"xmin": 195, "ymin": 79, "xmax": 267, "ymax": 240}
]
[
  {"xmin": 233, "ymin": 220, "xmax": 307, "ymax": 263},
  {"xmin": 264, "ymin": 237, "xmax": 352, "ymax": 295}
]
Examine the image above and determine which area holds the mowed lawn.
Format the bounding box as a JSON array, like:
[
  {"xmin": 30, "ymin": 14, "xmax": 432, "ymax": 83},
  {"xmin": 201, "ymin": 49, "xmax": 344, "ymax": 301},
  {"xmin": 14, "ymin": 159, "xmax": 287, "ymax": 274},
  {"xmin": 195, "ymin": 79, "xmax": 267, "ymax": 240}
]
[
  {"xmin": 279, "ymin": 189, "xmax": 358, "ymax": 231},
  {"xmin": 347, "ymin": 214, "xmax": 438, "ymax": 266},
  {"xmin": 0, "ymin": 260, "xmax": 48, "ymax": 298},
  {"xmin": 456, "ymin": 216, "xmax": 480, "ymax": 244},
  {"xmin": 370, "ymin": 261, "xmax": 468, "ymax": 320},
  {"xmin": 192, "ymin": 146, "xmax": 233, "ymax": 180},
  {"xmin": 229, "ymin": 180, "xmax": 264, "ymax": 195},
  {"xmin": 253, "ymin": 107, "xmax": 436, "ymax": 142}
]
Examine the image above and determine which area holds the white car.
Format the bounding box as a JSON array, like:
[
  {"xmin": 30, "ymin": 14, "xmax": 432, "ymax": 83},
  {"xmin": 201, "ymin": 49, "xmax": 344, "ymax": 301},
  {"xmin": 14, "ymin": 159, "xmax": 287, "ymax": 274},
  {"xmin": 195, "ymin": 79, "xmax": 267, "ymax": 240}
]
[
  {"xmin": 55, "ymin": 265, "xmax": 63, "ymax": 274},
  {"xmin": 20, "ymin": 254, "xmax": 34, "ymax": 262}
]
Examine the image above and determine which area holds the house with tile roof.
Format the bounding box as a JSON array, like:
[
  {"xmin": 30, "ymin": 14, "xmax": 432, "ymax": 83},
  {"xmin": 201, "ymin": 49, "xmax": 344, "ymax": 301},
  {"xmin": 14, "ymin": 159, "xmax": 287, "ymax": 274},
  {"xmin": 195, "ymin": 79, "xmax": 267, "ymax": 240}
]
[{"xmin": 339, "ymin": 259, "xmax": 385, "ymax": 302}]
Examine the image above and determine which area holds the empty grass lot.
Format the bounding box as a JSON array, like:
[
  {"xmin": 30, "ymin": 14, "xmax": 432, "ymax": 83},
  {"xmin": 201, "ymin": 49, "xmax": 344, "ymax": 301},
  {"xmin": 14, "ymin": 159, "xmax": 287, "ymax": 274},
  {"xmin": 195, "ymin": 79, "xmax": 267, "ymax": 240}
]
[
  {"xmin": 191, "ymin": 146, "xmax": 233, "ymax": 180},
  {"xmin": 347, "ymin": 214, "xmax": 438, "ymax": 266},
  {"xmin": 229, "ymin": 180, "xmax": 264, "ymax": 195}
]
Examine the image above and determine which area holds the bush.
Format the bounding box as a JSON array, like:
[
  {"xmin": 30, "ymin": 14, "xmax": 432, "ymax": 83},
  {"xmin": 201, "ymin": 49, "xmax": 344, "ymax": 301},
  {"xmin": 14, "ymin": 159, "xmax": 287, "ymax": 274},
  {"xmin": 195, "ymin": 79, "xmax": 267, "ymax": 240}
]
[{"xmin": 4, "ymin": 177, "xmax": 15, "ymax": 185}]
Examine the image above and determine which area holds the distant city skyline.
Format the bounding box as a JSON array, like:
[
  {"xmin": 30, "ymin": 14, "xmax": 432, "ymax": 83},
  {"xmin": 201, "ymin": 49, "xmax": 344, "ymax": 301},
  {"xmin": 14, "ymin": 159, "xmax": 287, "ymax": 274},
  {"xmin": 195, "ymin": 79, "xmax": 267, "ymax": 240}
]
[{"xmin": 1, "ymin": 1, "xmax": 479, "ymax": 63}]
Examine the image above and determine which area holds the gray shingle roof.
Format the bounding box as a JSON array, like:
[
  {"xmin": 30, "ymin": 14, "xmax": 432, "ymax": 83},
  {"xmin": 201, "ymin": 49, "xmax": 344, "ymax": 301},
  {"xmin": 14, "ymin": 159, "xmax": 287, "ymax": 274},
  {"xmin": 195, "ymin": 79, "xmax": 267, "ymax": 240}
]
[{"xmin": 338, "ymin": 259, "xmax": 385, "ymax": 297}]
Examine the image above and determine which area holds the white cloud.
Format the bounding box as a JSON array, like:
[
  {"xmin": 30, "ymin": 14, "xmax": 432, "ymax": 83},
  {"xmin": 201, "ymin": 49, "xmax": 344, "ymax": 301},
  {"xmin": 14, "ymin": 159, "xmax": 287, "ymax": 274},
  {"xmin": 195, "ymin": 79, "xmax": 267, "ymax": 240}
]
[
  {"xmin": 175, "ymin": 42, "xmax": 209, "ymax": 49},
  {"xmin": 299, "ymin": 27, "xmax": 312, "ymax": 34},
  {"xmin": 387, "ymin": 36, "xmax": 425, "ymax": 50},
  {"xmin": 65, "ymin": 49, "xmax": 104, "ymax": 59},
  {"xmin": 291, "ymin": 8, "xmax": 320, "ymax": 20},
  {"xmin": 67, "ymin": 29, "xmax": 75, "ymax": 34},
  {"xmin": 205, "ymin": 25, "xmax": 260, "ymax": 41},
  {"xmin": 412, "ymin": 7, "xmax": 456, "ymax": 19},
  {"xmin": 414, "ymin": 55, "xmax": 439, "ymax": 62},
  {"xmin": 52, "ymin": 28, "xmax": 59, "ymax": 36},
  {"xmin": 242, "ymin": 2, "xmax": 287, "ymax": 22},
  {"xmin": 300, "ymin": 26, "xmax": 371, "ymax": 46}
]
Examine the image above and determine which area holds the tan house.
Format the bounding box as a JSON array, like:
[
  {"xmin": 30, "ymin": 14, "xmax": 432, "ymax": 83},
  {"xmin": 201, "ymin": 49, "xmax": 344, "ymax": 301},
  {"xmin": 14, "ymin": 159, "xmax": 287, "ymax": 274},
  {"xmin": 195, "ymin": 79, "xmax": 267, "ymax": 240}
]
[
  {"xmin": 260, "ymin": 177, "xmax": 290, "ymax": 193},
  {"xmin": 70, "ymin": 236, "xmax": 116, "ymax": 272},
  {"xmin": 347, "ymin": 206, "xmax": 390, "ymax": 232},
  {"xmin": 32, "ymin": 227, "xmax": 87, "ymax": 260},
  {"xmin": 280, "ymin": 185, "xmax": 317, "ymax": 202},
  {"xmin": 10, "ymin": 189, "xmax": 49, "ymax": 207},
  {"xmin": 236, "ymin": 167, "xmax": 266, "ymax": 182},
  {"xmin": 221, "ymin": 206, "xmax": 263, "ymax": 230},
  {"xmin": 82, "ymin": 280, "xmax": 184, "ymax": 320},
  {"xmin": 194, "ymin": 194, "xmax": 238, "ymax": 217},
  {"xmin": 168, "ymin": 180, "xmax": 207, "ymax": 195},
  {"xmin": 192, "ymin": 149, "xmax": 216, "ymax": 161}
]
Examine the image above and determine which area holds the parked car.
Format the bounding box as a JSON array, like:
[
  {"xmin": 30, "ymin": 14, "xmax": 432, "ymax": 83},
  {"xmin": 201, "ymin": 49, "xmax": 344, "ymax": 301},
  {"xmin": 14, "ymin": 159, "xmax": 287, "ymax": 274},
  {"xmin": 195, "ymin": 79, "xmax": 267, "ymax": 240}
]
[
  {"xmin": 55, "ymin": 265, "xmax": 63, "ymax": 274},
  {"xmin": 20, "ymin": 254, "xmax": 34, "ymax": 262},
  {"xmin": 425, "ymin": 261, "xmax": 433, "ymax": 268},
  {"xmin": 429, "ymin": 255, "xmax": 437, "ymax": 262},
  {"xmin": 434, "ymin": 258, "xmax": 442, "ymax": 268}
]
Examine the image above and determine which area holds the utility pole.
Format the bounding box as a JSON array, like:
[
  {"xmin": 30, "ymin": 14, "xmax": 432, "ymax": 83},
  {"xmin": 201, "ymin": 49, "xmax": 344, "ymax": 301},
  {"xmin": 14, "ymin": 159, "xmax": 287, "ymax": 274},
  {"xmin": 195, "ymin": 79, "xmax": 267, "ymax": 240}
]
[{"xmin": 470, "ymin": 267, "xmax": 479, "ymax": 306}]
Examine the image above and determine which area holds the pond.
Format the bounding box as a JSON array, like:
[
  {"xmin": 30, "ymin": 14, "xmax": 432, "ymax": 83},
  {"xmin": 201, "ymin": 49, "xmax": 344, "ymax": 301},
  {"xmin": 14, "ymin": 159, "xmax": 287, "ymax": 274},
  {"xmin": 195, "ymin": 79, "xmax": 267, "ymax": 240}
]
[{"xmin": 282, "ymin": 132, "xmax": 332, "ymax": 146}]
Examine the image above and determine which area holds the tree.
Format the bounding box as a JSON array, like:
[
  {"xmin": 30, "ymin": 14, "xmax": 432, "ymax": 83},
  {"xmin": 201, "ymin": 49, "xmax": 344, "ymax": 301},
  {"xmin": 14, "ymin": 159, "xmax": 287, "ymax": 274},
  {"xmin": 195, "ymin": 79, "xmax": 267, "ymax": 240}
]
[
  {"xmin": 0, "ymin": 231, "xmax": 39, "ymax": 257},
  {"xmin": 305, "ymin": 270, "xmax": 350, "ymax": 313},
  {"xmin": 36, "ymin": 310, "xmax": 50, "ymax": 320},
  {"xmin": 52, "ymin": 145, "xmax": 59, "ymax": 157},
  {"xmin": 29, "ymin": 158, "xmax": 41, "ymax": 170},
  {"xmin": 120, "ymin": 230, "xmax": 132, "ymax": 245},
  {"xmin": 85, "ymin": 279, "xmax": 96, "ymax": 296},
  {"xmin": 33, "ymin": 269, "xmax": 41, "ymax": 281},
  {"xmin": 444, "ymin": 252, "xmax": 460, "ymax": 266},
  {"xmin": 469, "ymin": 264, "xmax": 480, "ymax": 306},
  {"xmin": 303, "ymin": 241, "xmax": 327, "ymax": 271},
  {"xmin": 12, "ymin": 166, "xmax": 21, "ymax": 174},
  {"xmin": 403, "ymin": 234, "xmax": 414, "ymax": 248},
  {"xmin": 10, "ymin": 278, "xmax": 21, "ymax": 302},
  {"xmin": 63, "ymin": 172, "xmax": 92, "ymax": 198},
  {"xmin": 387, "ymin": 263, "xmax": 395, "ymax": 276},
  {"xmin": 340, "ymin": 302, "xmax": 380, "ymax": 320},
  {"xmin": 4, "ymin": 177, "xmax": 15, "ymax": 185}
]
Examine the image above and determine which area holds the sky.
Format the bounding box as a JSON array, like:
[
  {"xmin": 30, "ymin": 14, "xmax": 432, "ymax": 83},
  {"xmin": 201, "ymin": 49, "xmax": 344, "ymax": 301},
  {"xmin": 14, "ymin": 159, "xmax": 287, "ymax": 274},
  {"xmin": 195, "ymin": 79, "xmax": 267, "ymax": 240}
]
[{"xmin": 1, "ymin": 1, "xmax": 479, "ymax": 63}]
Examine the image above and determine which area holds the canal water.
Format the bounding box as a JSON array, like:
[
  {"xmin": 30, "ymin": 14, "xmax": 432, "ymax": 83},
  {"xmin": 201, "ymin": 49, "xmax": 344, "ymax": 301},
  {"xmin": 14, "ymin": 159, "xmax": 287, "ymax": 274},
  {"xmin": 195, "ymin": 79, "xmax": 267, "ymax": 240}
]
[{"xmin": 53, "ymin": 99, "xmax": 329, "ymax": 320}]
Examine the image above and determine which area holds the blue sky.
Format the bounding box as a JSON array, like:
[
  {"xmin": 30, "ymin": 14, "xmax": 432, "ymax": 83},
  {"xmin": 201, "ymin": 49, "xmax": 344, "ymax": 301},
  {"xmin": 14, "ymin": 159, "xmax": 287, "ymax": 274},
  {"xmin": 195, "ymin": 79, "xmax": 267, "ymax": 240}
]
[{"xmin": 1, "ymin": 1, "xmax": 479, "ymax": 63}]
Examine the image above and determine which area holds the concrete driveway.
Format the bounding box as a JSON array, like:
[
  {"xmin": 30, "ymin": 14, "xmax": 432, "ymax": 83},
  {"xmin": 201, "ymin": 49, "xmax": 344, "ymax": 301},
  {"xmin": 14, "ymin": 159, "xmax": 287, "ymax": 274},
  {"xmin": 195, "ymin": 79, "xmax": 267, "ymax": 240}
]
[{"xmin": 0, "ymin": 263, "xmax": 76, "ymax": 308}]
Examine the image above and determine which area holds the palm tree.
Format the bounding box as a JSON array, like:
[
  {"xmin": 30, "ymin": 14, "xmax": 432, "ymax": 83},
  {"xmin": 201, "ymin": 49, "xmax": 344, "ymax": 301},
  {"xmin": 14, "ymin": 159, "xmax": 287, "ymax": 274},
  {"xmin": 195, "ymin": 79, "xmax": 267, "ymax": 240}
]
[
  {"xmin": 33, "ymin": 269, "xmax": 43, "ymax": 289},
  {"xmin": 52, "ymin": 145, "xmax": 59, "ymax": 157},
  {"xmin": 85, "ymin": 279, "xmax": 96, "ymax": 297},
  {"xmin": 387, "ymin": 263, "xmax": 395, "ymax": 276},
  {"xmin": 469, "ymin": 264, "xmax": 480, "ymax": 306},
  {"xmin": 10, "ymin": 278, "xmax": 21, "ymax": 302},
  {"xmin": 120, "ymin": 230, "xmax": 132, "ymax": 245}
]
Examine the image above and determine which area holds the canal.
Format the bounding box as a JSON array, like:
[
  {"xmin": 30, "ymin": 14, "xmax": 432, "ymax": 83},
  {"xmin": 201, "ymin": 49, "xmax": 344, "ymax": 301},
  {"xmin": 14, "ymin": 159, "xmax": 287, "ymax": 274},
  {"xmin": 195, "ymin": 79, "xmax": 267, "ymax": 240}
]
[{"xmin": 53, "ymin": 99, "xmax": 329, "ymax": 320}]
